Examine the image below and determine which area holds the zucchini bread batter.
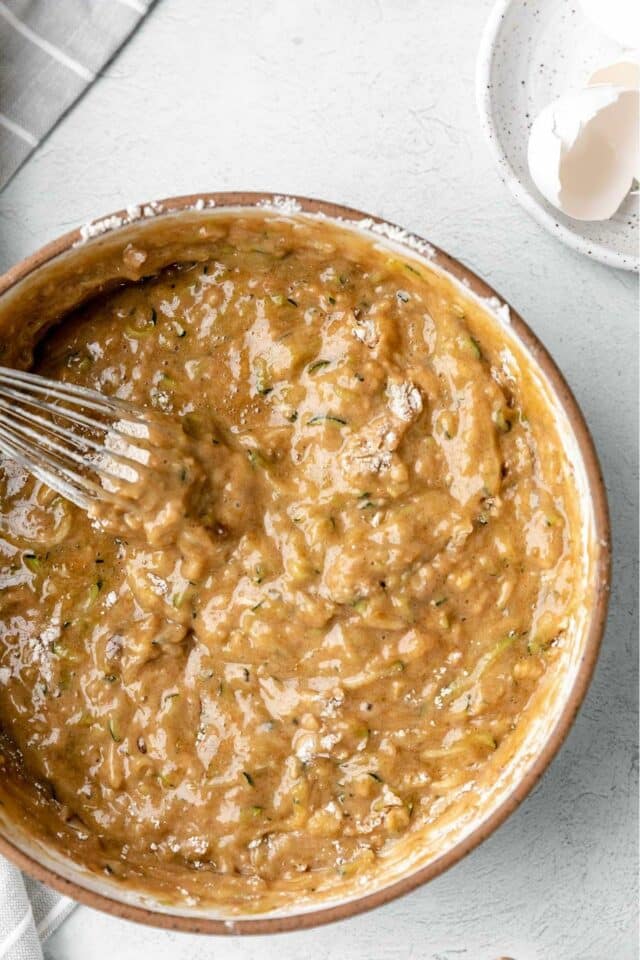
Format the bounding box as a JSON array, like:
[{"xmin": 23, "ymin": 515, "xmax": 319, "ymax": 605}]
[{"xmin": 0, "ymin": 214, "xmax": 582, "ymax": 910}]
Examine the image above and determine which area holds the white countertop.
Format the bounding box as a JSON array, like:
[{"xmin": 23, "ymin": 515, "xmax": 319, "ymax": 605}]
[{"xmin": 0, "ymin": 2, "xmax": 636, "ymax": 958}]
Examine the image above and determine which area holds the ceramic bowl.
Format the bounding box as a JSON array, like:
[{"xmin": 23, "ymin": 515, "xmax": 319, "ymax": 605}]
[
  {"xmin": 476, "ymin": 0, "xmax": 639, "ymax": 272},
  {"xmin": 0, "ymin": 193, "xmax": 611, "ymax": 933}
]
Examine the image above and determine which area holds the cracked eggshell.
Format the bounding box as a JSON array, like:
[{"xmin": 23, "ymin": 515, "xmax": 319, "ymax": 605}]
[
  {"xmin": 580, "ymin": 0, "xmax": 640, "ymax": 49},
  {"xmin": 589, "ymin": 60, "xmax": 640, "ymax": 89},
  {"xmin": 527, "ymin": 84, "xmax": 640, "ymax": 220},
  {"xmin": 589, "ymin": 61, "xmax": 639, "ymax": 180}
]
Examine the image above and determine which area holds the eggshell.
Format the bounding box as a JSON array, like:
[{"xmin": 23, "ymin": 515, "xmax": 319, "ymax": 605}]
[
  {"xmin": 580, "ymin": 0, "xmax": 640, "ymax": 49},
  {"xmin": 527, "ymin": 85, "xmax": 640, "ymax": 220},
  {"xmin": 589, "ymin": 60, "xmax": 640, "ymax": 89},
  {"xmin": 588, "ymin": 61, "xmax": 640, "ymax": 181}
]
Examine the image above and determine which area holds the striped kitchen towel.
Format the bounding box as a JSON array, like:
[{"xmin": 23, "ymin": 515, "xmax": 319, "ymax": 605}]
[
  {"xmin": 0, "ymin": 858, "xmax": 74, "ymax": 960},
  {"xmin": 0, "ymin": 0, "xmax": 155, "ymax": 188}
]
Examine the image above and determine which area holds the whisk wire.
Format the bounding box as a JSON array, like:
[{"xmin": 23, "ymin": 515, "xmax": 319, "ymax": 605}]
[
  {"xmin": 0, "ymin": 380, "xmax": 148, "ymax": 442},
  {"xmin": 0, "ymin": 365, "xmax": 160, "ymax": 512},
  {"xmin": 0, "ymin": 399, "xmax": 143, "ymax": 492},
  {"xmin": 0, "ymin": 393, "xmax": 149, "ymax": 471},
  {"xmin": 0, "ymin": 422, "xmax": 105, "ymax": 508},
  {"xmin": 0, "ymin": 367, "xmax": 142, "ymax": 416}
]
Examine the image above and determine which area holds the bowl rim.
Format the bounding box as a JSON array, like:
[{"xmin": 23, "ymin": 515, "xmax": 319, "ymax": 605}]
[
  {"xmin": 475, "ymin": 0, "xmax": 640, "ymax": 273},
  {"xmin": 0, "ymin": 191, "xmax": 612, "ymax": 935}
]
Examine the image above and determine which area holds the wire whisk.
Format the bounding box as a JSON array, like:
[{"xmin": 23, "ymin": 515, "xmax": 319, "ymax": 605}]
[{"xmin": 0, "ymin": 365, "xmax": 167, "ymax": 512}]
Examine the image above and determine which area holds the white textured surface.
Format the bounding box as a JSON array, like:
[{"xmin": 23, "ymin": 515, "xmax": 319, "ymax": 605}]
[{"xmin": 0, "ymin": 1, "xmax": 636, "ymax": 958}]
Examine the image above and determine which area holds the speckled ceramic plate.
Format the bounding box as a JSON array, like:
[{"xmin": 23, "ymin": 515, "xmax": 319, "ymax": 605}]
[{"xmin": 476, "ymin": 0, "xmax": 639, "ymax": 272}]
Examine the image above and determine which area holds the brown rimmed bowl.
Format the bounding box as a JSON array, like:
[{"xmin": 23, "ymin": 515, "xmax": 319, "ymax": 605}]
[{"xmin": 0, "ymin": 193, "xmax": 611, "ymax": 934}]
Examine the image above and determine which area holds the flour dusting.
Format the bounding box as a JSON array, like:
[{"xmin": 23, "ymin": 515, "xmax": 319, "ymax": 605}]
[
  {"xmin": 256, "ymin": 195, "xmax": 303, "ymax": 215},
  {"xmin": 387, "ymin": 380, "xmax": 423, "ymax": 422},
  {"xmin": 484, "ymin": 296, "xmax": 511, "ymax": 325}
]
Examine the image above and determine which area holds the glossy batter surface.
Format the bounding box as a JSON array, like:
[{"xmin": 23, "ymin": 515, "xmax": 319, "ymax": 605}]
[{"xmin": 0, "ymin": 216, "xmax": 581, "ymax": 909}]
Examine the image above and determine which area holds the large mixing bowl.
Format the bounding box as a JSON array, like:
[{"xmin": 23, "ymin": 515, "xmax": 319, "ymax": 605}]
[{"xmin": 0, "ymin": 193, "xmax": 611, "ymax": 934}]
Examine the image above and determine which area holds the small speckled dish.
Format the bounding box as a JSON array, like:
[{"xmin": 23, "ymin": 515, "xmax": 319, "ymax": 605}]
[
  {"xmin": 0, "ymin": 194, "xmax": 612, "ymax": 934},
  {"xmin": 476, "ymin": 0, "xmax": 639, "ymax": 272}
]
